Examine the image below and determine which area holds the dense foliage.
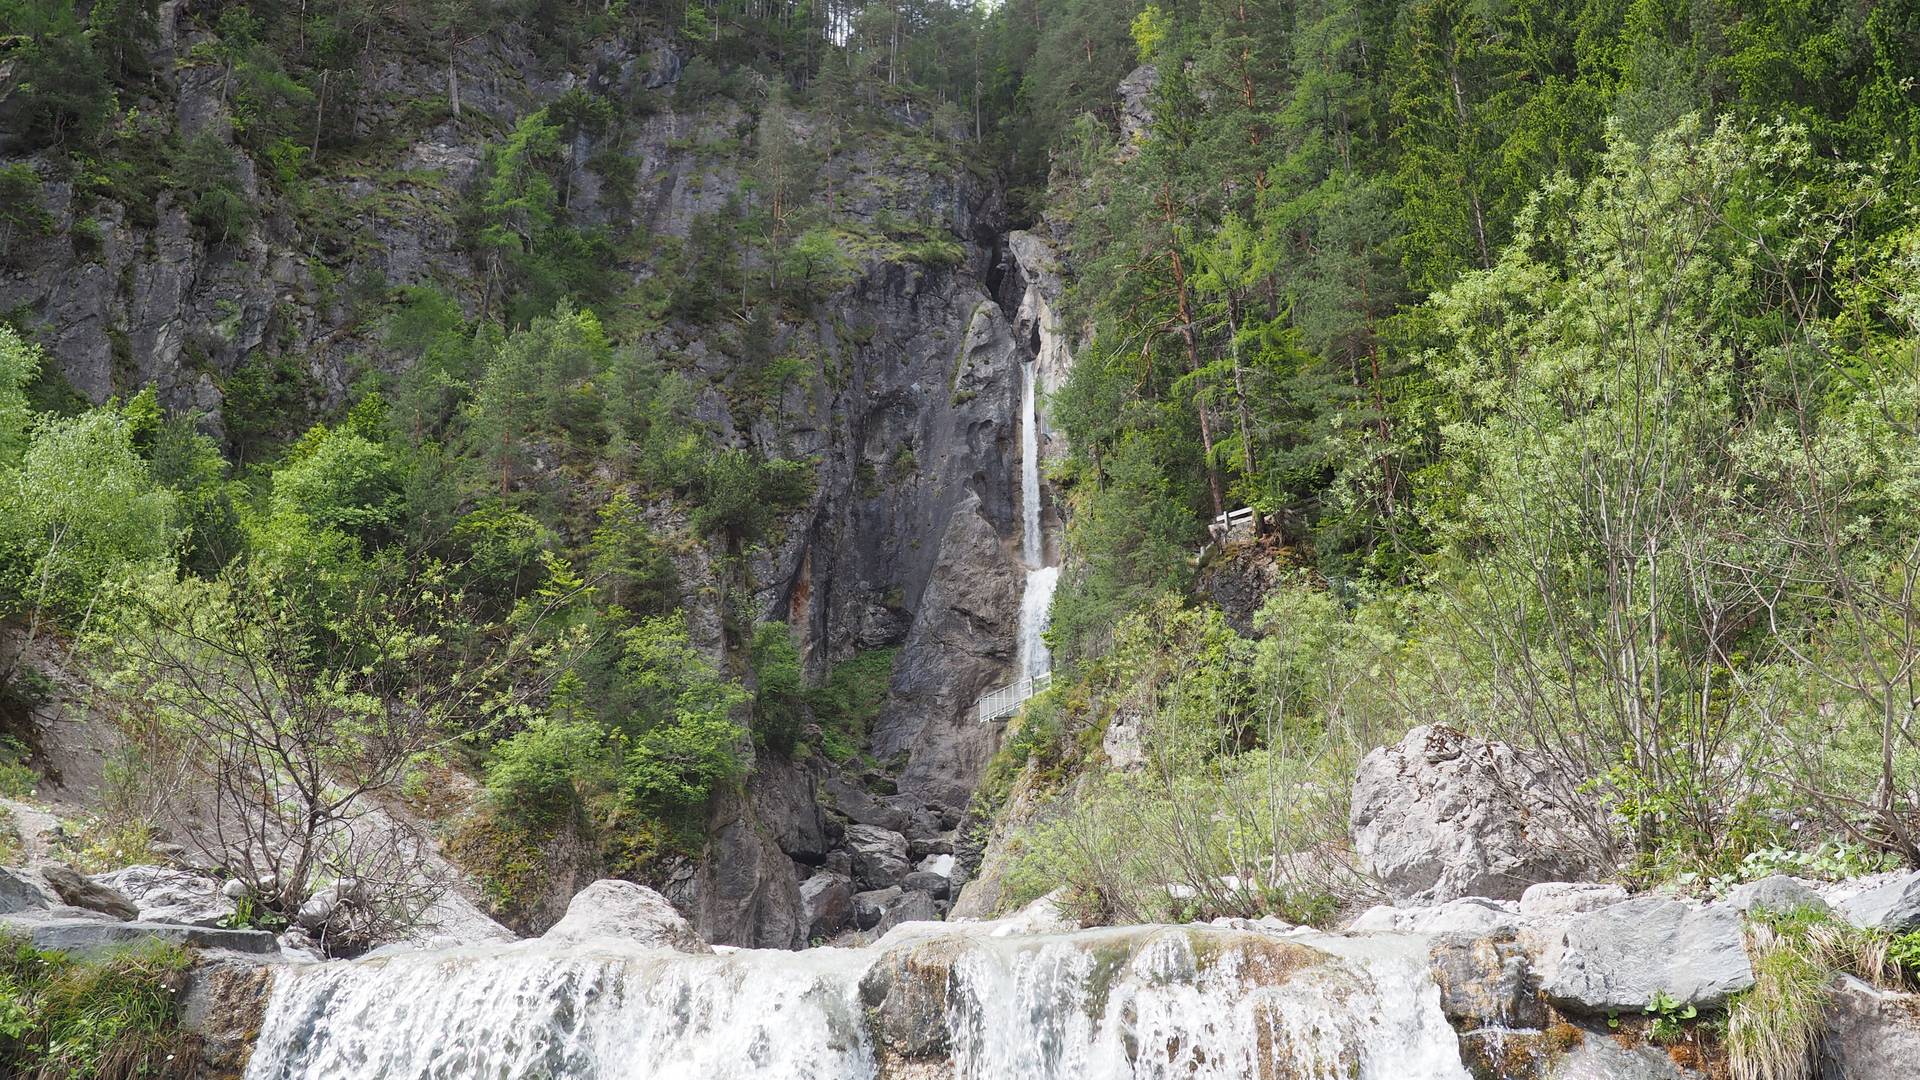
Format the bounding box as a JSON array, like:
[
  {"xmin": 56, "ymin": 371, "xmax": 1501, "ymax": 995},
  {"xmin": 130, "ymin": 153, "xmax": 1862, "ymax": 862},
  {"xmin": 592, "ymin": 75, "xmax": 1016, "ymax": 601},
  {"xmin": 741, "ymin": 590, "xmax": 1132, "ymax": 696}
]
[{"xmin": 4, "ymin": 0, "xmax": 1920, "ymax": 948}]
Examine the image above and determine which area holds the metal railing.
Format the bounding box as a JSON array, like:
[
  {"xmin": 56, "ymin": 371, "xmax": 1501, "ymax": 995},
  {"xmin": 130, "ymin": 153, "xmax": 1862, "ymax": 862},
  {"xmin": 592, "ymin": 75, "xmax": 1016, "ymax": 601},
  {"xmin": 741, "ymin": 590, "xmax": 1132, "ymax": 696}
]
[{"xmin": 977, "ymin": 671, "xmax": 1053, "ymax": 723}]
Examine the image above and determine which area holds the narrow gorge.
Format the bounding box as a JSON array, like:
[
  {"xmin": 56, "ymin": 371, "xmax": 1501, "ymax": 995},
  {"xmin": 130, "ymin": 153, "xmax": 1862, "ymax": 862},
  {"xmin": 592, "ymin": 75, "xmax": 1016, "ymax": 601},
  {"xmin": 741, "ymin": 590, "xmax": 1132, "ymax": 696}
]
[{"xmin": 4, "ymin": 1, "xmax": 1920, "ymax": 1078}]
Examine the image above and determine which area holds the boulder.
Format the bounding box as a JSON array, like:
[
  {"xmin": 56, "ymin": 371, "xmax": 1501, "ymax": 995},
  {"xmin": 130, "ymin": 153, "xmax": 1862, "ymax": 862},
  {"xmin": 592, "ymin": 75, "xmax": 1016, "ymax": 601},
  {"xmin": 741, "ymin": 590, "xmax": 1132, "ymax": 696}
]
[
  {"xmin": 900, "ymin": 870, "xmax": 950, "ymax": 900},
  {"xmin": 1520, "ymin": 882, "xmax": 1629, "ymax": 918},
  {"xmin": 1349, "ymin": 725, "xmax": 1604, "ymax": 906},
  {"xmin": 854, "ymin": 886, "xmax": 902, "ymax": 931},
  {"xmin": 92, "ymin": 865, "xmax": 237, "ymax": 927},
  {"xmin": 295, "ymin": 893, "xmax": 335, "ymax": 930},
  {"xmin": 1818, "ymin": 976, "xmax": 1920, "ymax": 1079},
  {"xmin": 873, "ymin": 890, "xmax": 940, "ymax": 934},
  {"xmin": 1837, "ymin": 871, "xmax": 1920, "ymax": 933},
  {"xmin": 0, "ymin": 866, "xmax": 54, "ymax": 914},
  {"xmin": 40, "ymin": 864, "xmax": 137, "ymax": 920},
  {"xmin": 1725, "ymin": 875, "xmax": 1829, "ymax": 917},
  {"xmin": 846, "ymin": 824, "xmax": 911, "ymax": 891},
  {"xmin": 799, "ymin": 872, "xmax": 855, "ymax": 942},
  {"xmin": 542, "ymin": 880, "xmax": 710, "ymax": 953},
  {"xmin": 1540, "ymin": 898, "xmax": 1753, "ymax": 1013},
  {"xmin": 276, "ymin": 927, "xmax": 326, "ymax": 962}
]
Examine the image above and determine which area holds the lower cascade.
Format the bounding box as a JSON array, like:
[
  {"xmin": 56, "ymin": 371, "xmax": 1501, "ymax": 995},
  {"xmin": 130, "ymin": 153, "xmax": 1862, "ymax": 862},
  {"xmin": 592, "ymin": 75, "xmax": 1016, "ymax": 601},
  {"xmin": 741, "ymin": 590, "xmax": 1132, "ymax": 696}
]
[{"xmin": 241, "ymin": 922, "xmax": 1470, "ymax": 1080}]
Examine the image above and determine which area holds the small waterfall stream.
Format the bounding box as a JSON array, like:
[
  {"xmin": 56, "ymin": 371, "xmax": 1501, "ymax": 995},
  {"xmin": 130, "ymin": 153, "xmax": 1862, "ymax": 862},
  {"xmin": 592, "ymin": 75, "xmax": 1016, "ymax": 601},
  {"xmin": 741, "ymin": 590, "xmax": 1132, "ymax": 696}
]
[
  {"xmin": 1015, "ymin": 356, "xmax": 1058, "ymax": 681},
  {"xmin": 241, "ymin": 923, "xmax": 1472, "ymax": 1080}
]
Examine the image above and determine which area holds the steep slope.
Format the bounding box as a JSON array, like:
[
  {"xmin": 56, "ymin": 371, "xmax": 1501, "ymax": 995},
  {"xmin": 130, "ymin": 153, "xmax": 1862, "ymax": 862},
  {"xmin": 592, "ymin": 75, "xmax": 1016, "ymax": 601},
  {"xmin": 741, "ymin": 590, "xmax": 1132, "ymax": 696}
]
[{"xmin": 0, "ymin": 9, "xmax": 1043, "ymax": 949}]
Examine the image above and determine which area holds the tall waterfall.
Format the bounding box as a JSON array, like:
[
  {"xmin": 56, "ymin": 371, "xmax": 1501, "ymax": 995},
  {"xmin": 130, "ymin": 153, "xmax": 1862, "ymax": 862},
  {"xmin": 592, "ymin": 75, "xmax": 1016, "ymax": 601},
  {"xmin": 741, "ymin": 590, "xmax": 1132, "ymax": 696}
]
[
  {"xmin": 1016, "ymin": 357, "xmax": 1058, "ymax": 681},
  {"xmin": 242, "ymin": 924, "xmax": 1472, "ymax": 1080}
]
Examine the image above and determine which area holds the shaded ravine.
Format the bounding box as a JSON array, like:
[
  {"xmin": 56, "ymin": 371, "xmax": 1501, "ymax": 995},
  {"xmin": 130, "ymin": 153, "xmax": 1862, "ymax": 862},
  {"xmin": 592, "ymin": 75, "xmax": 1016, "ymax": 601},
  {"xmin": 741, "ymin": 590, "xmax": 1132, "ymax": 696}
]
[{"xmin": 239, "ymin": 922, "xmax": 1471, "ymax": 1079}]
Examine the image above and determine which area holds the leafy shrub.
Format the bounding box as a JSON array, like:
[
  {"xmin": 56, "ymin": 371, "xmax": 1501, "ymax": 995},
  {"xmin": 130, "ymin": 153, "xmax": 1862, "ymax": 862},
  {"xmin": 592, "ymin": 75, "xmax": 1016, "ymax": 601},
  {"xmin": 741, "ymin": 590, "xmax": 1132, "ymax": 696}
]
[
  {"xmin": 808, "ymin": 648, "xmax": 896, "ymax": 763},
  {"xmin": 749, "ymin": 623, "xmax": 804, "ymax": 756},
  {"xmin": 172, "ymin": 132, "xmax": 254, "ymax": 243},
  {"xmin": 0, "ymin": 737, "xmax": 36, "ymax": 798}
]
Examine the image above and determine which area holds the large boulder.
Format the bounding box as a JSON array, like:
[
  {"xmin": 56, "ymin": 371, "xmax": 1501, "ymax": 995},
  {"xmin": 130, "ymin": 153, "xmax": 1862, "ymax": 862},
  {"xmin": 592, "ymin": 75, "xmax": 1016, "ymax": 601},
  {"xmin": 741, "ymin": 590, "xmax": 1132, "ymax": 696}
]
[
  {"xmin": 798, "ymin": 871, "xmax": 855, "ymax": 942},
  {"xmin": 1725, "ymin": 875, "xmax": 1830, "ymax": 918},
  {"xmin": 1818, "ymin": 976, "xmax": 1920, "ymax": 1079},
  {"xmin": 91, "ymin": 866, "xmax": 237, "ymax": 927},
  {"xmin": 854, "ymin": 886, "xmax": 902, "ymax": 931},
  {"xmin": 1837, "ymin": 871, "xmax": 1920, "ymax": 933},
  {"xmin": 0, "ymin": 867, "xmax": 54, "ymax": 914},
  {"xmin": 1349, "ymin": 725, "xmax": 1604, "ymax": 905},
  {"xmin": 1539, "ymin": 898, "xmax": 1753, "ymax": 1013},
  {"xmin": 541, "ymin": 880, "xmax": 710, "ymax": 953},
  {"xmin": 872, "ymin": 890, "xmax": 939, "ymax": 935},
  {"xmin": 40, "ymin": 864, "xmax": 137, "ymax": 920},
  {"xmin": 845, "ymin": 824, "xmax": 911, "ymax": 891}
]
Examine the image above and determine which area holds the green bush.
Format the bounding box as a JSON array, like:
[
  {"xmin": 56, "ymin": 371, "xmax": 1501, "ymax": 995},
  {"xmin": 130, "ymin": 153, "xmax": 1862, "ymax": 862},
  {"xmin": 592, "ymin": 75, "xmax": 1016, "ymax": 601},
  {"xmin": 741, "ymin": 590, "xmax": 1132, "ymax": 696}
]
[
  {"xmin": 808, "ymin": 648, "xmax": 896, "ymax": 763},
  {"xmin": 749, "ymin": 622, "xmax": 804, "ymax": 756},
  {"xmin": 484, "ymin": 714, "xmax": 605, "ymax": 826},
  {"xmin": 172, "ymin": 132, "xmax": 254, "ymax": 244}
]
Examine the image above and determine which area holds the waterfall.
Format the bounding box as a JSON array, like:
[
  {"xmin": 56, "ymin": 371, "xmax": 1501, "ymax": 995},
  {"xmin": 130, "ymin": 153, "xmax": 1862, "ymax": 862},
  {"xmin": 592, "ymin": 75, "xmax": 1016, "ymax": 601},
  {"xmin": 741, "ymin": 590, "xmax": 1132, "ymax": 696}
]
[
  {"xmin": 1016, "ymin": 357, "xmax": 1058, "ymax": 681},
  {"xmin": 242, "ymin": 924, "xmax": 1474, "ymax": 1080}
]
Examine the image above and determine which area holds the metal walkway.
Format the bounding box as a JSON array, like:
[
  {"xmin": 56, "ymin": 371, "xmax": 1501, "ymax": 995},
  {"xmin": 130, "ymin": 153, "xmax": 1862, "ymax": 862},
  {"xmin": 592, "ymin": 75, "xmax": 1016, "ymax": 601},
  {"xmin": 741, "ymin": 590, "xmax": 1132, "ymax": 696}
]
[{"xmin": 977, "ymin": 671, "xmax": 1052, "ymax": 723}]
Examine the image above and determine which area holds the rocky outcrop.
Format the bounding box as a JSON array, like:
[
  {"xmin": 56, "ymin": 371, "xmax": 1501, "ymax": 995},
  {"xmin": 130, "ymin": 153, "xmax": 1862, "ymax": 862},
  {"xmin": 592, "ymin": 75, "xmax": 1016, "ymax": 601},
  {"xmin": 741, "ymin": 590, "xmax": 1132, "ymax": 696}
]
[
  {"xmin": 1350, "ymin": 725, "xmax": 1606, "ymax": 906},
  {"xmin": 92, "ymin": 865, "xmax": 237, "ymax": 927},
  {"xmin": 0, "ymin": 915, "xmax": 278, "ymax": 954},
  {"xmin": 1538, "ymin": 898, "xmax": 1753, "ymax": 1012},
  {"xmin": 0, "ymin": 866, "xmax": 55, "ymax": 913},
  {"xmin": 1836, "ymin": 870, "xmax": 1920, "ymax": 932},
  {"xmin": 542, "ymin": 880, "xmax": 710, "ymax": 953},
  {"xmin": 1818, "ymin": 976, "xmax": 1920, "ymax": 1079}
]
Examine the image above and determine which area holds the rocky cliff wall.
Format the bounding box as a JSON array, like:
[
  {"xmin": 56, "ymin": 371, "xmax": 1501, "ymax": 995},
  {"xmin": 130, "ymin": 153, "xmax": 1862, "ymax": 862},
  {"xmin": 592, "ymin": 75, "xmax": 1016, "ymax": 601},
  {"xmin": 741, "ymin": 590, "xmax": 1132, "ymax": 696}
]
[{"xmin": 1, "ymin": 10, "xmax": 1043, "ymax": 949}]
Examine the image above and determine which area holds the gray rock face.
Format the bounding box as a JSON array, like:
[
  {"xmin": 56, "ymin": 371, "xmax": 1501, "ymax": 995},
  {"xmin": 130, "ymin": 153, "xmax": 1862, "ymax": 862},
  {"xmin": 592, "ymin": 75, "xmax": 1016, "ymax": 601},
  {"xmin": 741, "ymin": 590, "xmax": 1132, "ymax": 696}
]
[
  {"xmin": 1350, "ymin": 725, "xmax": 1605, "ymax": 906},
  {"xmin": 799, "ymin": 872, "xmax": 855, "ymax": 942},
  {"xmin": 1539, "ymin": 898, "xmax": 1753, "ymax": 1012},
  {"xmin": 1348, "ymin": 897, "xmax": 1522, "ymax": 936},
  {"xmin": 0, "ymin": 867, "xmax": 54, "ymax": 913},
  {"xmin": 846, "ymin": 824, "xmax": 912, "ymax": 891},
  {"xmin": 669, "ymin": 792, "xmax": 808, "ymax": 950},
  {"xmin": 1725, "ymin": 874, "xmax": 1830, "ymax": 917},
  {"xmin": 1818, "ymin": 976, "xmax": 1920, "ymax": 1079},
  {"xmin": 0, "ymin": 915, "xmax": 277, "ymax": 954},
  {"xmin": 1837, "ymin": 870, "xmax": 1920, "ymax": 932},
  {"xmin": 1429, "ymin": 929, "xmax": 1547, "ymax": 1032},
  {"xmin": 41, "ymin": 864, "xmax": 138, "ymax": 920},
  {"xmin": 92, "ymin": 865, "xmax": 237, "ymax": 927},
  {"xmin": 542, "ymin": 880, "xmax": 710, "ymax": 953},
  {"xmin": 1520, "ymin": 882, "xmax": 1629, "ymax": 918},
  {"xmin": 1116, "ymin": 64, "xmax": 1160, "ymax": 150}
]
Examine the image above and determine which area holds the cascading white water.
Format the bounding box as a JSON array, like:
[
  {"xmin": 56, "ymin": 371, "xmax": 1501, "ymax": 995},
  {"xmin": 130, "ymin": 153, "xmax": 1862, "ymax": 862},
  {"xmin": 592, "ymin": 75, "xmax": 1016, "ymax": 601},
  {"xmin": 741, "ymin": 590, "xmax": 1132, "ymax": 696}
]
[
  {"xmin": 242, "ymin": 924, "xmax": 1474, "ymax": 1080},
  {"xmin": 243, "ymin": 941, "xmax": 877, "ymax": 1080},
  {"xmin": 1016, "ymin": 357, "xmax": 1058, "ymax": 681}
]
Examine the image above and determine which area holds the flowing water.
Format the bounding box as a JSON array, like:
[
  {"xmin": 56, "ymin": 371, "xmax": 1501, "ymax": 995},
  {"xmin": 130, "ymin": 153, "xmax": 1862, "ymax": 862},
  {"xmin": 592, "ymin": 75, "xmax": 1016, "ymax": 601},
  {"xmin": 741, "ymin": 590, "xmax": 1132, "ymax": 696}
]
[
  {"xmin": 242, "ymin": 923, "xmax": 1473, "ymax": 1080},
  {"xmin": 1016, "ymin": 357, "xmax": 1058, "ymax": 681}
]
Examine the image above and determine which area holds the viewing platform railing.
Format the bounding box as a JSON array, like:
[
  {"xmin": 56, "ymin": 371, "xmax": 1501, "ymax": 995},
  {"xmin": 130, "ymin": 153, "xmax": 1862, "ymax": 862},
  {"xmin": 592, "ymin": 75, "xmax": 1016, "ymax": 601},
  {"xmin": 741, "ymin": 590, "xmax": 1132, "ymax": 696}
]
[{"xmin": 977, "ymin": 671, "xmax": 1052, "ymax": 723}]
